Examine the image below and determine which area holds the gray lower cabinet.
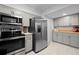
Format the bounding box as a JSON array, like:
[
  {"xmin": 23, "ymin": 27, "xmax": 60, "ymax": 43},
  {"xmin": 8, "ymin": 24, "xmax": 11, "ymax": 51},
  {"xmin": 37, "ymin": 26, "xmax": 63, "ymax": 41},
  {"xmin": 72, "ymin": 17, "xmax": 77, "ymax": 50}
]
[
  {"xmin": 25, "ymin": 34, "xmax": 32, "ymax": 53},
  {"xmin": 57, "ymin": 32, "xmax": 63, "ymax": 43},
  {"xmin": 53, "ymin": 32, "xmax": 79, "ymax": 48},
  {"xmin": 63, "ymin": 33, "xmax": 71, "ymax": 45},
  {"xmin": 53, "ymin": 32, "xmax": 58, "ymax": 42},
  {"xmin": 70, "ymin": 34, "xmax": 79, "ymax": 48}
]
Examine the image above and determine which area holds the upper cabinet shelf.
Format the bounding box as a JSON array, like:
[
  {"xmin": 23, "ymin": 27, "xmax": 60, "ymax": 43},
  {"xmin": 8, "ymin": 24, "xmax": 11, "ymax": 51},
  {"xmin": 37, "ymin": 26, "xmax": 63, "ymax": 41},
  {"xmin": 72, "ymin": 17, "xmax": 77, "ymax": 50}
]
[{"xmin": 54, "ymin": 13, "xmax": 79, "ymax": 27}]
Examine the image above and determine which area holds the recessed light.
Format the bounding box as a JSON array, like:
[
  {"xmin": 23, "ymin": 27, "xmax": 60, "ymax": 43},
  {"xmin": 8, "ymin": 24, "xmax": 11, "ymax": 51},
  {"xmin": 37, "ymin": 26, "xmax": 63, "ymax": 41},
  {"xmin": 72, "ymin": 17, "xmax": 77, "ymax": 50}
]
[{"xmin": 63, "ymin": 13, "xmax": 67, "ymax": 16}]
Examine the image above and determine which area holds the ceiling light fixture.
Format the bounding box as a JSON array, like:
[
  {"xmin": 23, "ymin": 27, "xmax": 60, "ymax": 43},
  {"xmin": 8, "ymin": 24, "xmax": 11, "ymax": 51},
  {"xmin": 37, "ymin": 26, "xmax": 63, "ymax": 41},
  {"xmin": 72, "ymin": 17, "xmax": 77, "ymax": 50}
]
[{"xmin": 63, "ymin": 13, "xmax": 67, "ymax": 16}]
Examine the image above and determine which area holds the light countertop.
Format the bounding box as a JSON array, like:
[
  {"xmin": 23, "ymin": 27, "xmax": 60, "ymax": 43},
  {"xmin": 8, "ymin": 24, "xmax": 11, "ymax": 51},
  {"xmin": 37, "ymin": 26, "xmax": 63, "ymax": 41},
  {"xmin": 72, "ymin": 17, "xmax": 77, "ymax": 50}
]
[{"xmin": 52, "ymin": 29, "xmax": 79, "ymax": 35}]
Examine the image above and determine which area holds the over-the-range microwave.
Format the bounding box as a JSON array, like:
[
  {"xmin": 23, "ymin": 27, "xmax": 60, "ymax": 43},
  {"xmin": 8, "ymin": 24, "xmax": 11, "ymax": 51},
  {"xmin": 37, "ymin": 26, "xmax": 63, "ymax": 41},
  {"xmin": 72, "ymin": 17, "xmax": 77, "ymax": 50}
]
[{"xmin": 0, "ymin": 14, "xmax": 22, "ymax": 23}]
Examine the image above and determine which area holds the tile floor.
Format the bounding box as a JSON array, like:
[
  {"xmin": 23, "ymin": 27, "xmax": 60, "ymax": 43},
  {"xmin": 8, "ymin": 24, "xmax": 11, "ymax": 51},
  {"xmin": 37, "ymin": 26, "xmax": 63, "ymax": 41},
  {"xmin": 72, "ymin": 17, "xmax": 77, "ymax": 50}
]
[{"xmin": 27, "ymin": 42, "xmax": 79, "ymax": 55}]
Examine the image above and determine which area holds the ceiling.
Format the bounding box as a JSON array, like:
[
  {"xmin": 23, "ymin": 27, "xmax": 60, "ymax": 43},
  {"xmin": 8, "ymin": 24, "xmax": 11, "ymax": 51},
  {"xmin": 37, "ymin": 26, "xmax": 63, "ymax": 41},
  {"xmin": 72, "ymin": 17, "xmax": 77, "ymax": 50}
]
[
  {"xmin": 5, "ymin": 4, "xmax": 74, "ymax": 18},
  {"xmin": 24, "ymin": 4, "xmax": 72, "ymax": 15}
]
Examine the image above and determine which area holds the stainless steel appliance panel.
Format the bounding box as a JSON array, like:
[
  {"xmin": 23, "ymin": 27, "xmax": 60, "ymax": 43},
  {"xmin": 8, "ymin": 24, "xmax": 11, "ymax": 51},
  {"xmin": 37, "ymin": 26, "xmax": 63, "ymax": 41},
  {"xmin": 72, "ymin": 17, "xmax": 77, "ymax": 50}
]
[
  {"xmin": 34, "ymin": 21, "xmax": 42, "ymax": 52},
  {"xmin": 29, "ymin": 19, "xmax": 47, "ymax": 53},
  {"xmin": 41, "ymin": 20, "xmax": 47, "ymax": 49}
]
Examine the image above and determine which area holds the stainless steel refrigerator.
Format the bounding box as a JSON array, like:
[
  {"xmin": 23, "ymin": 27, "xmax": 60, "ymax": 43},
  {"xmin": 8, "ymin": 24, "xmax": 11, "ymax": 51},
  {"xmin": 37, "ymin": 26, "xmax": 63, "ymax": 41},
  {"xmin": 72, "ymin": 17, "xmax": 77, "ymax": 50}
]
[{"xmin": 29, "ymin": 18, "xmax": 47, "ymax": 53}]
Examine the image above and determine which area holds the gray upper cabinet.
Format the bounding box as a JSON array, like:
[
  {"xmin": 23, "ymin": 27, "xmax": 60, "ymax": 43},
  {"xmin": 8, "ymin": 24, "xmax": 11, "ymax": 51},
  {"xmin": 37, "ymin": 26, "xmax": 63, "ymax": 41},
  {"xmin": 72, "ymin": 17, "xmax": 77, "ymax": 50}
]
[
  {"xmin": 70, "ymin": 34, "xmax": 79, "ymax": 48},
  {"xmin": 54, "ymin": 13, "xmax": 79, "ymax": 27},
  {"xmin": 70, "ymin": 14, "xmax": 79, "ymax": 26},
  {"xmin": 63, "ymin": 16, "xmax": 70, "ymax": 26}
]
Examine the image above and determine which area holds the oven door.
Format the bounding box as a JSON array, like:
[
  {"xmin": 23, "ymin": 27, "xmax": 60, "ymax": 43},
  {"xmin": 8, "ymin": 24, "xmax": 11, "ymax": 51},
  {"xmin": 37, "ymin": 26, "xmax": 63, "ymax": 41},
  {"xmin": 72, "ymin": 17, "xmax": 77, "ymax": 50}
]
[
  {"xmin": 0, "ymin": 37, "xmax": 25, "ymax": 55},
  {"xmin": 1, "ymin": 31, "xmax": 12, "ymax": 38}
]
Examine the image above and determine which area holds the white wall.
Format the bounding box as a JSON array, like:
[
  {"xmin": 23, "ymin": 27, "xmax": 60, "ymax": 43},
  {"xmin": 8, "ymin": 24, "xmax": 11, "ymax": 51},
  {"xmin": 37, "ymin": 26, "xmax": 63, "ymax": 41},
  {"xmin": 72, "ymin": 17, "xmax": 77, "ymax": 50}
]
[
  {"xmin": 42, "ymin": 16, "xmax": 54, "ymax": 44},
  {"xmin": 47, "ymin": 19, "xmax": 54, "ymax": 44}
]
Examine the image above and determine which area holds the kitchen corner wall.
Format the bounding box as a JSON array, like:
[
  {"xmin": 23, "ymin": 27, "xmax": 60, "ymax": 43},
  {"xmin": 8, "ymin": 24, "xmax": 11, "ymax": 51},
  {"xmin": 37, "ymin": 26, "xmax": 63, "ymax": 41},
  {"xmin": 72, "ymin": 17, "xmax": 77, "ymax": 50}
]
[{"xmin": 47, "ymin": 19, "xmax": 54, "ymax": 44}]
